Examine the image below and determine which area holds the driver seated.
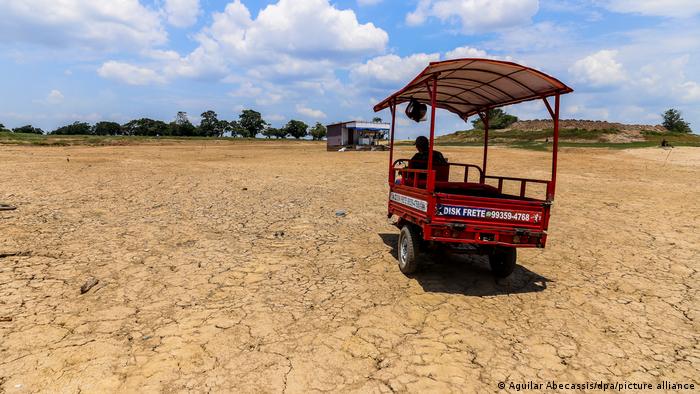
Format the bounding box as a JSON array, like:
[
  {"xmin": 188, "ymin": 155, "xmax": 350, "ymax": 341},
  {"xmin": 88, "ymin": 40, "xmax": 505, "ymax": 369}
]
[{"xmin": 409, "ymin": 136, "xmax": 447, "ymax": 169}]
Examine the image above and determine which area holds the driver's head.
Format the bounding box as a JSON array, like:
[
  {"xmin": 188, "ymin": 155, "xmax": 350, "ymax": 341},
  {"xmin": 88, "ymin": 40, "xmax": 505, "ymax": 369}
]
[{"xmin": 414, "ymin": 136, "xmax": 429, "ymax": 152}]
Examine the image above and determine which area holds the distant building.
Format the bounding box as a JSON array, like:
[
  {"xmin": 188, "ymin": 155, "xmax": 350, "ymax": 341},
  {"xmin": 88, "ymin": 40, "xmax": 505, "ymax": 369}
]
[{"xmin": 326, "ymin": 120, "xmax": 390, "ymax": 151}]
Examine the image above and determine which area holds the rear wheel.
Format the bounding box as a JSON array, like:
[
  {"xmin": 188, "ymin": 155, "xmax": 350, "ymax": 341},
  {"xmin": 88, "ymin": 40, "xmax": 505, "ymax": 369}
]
[
  {"xmin": 397, "ymin": 225, "xmax": 421, "ymax": 274},
  {"xmin": 489, "ymin": 247, "xmax": 517, "ymax": 278}
]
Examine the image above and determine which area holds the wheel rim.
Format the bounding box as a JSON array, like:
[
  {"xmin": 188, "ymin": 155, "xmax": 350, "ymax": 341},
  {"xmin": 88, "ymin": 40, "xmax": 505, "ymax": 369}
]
[{"xmin": 399, "ymin": 234, "xmax": 409, "ymax": 268}]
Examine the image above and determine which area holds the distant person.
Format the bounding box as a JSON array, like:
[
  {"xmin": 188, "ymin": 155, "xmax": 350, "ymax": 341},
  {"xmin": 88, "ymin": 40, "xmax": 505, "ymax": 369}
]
[{"xmin": 410, "ymin": 136, "xmax": 447, "ymax": 169}]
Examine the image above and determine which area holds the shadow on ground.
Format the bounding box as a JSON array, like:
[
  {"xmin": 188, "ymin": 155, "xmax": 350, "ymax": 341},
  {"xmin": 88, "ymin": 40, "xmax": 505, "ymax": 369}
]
[{"xmin": 379, "ymin": 233, "xmax": 551, "ymax": 297}]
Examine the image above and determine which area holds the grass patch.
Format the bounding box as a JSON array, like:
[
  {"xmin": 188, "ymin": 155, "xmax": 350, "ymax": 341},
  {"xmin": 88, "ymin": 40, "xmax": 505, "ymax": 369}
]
[{"xmin": 0, "ymin": 133, "xmax": 321, "ymax": 147}]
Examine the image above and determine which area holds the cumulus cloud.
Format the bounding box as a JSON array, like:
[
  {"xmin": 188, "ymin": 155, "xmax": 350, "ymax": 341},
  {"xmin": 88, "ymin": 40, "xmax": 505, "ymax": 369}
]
[
  {"xmin": 350, "ymin": 53, "xmax": 440, "ymax": 88},
  {"xmin": 98, "ymin": 61, "xmax": 166, "ymax": 85},
  {"xmin": 444, "ymin": 46, "xmax": 487, "ymax": 59},
  {"xmin": 406, "ymin": 0, "xmax": 539, "ymax": 33},
  {"xmin": 0, "ymin": 0, "xmax": 166, "ymax": 50},
  {"xmin": 351, "ymin": 45, "xmax": 510, "ymax": 91},
  {"xmin": 296, "ymin": 105, "xmax": 327, "ymax": 119},
  {"xmin": 205, "ymin": 0, "xmax": 387, "ymax": 62},
  {"xmin": 677, "ymin": 81, "xmax": 700, "ymax": 101},
  {"xmin": 163, "ymin": 0, "xmax": 201, "ymax": 27},
  {"xmin": 603, "ymin": 0, "xmax": 700, "ymax": 18},
  {"xmin": 570, "ymin": 50, "xmax": 627, "ymax": 87},
  {"xmin": 47, "ymin": 90, "xmax": 64, "ymax": 104},
  {"xmin": 444, "ymin": 46, "xmax": 519, "ymax": 63},
  {"xmin": 99, "ymin": 0, "xmax": 389, "ymax": 85}
]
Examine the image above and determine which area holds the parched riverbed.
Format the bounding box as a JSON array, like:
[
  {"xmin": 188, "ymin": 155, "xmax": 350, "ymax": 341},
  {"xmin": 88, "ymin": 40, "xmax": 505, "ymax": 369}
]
[{"xmin": 1, "ymin": 142, "xmax": 698, "ymax": 392}]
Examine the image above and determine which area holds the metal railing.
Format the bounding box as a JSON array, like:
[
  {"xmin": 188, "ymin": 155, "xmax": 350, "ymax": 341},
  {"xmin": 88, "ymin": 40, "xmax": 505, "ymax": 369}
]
[{"xmin": 483, "ymin": 175, "xmax": 550, "ymax": 199}]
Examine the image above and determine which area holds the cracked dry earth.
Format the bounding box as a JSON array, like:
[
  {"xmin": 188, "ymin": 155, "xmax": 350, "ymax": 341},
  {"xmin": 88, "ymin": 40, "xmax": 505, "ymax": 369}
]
[{"xmin": 1, "ymin": 142, "xmax": 698, "ymax": 393}]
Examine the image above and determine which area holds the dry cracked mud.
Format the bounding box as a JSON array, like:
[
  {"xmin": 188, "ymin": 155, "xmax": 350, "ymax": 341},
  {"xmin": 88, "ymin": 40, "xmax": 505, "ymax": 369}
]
[{"xmin": 1, "ymin": 142, "xmax": 698, "ymax": 392}]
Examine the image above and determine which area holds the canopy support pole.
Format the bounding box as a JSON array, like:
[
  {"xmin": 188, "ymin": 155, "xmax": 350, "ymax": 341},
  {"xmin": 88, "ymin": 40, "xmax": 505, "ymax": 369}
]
[
  {"xmin": 388, "ymin": 99, "xmax": 397, "ymax": 185},
  {"xmin": 544, "ymin": 94, "xmax": 560, "ymax": 201},
  {"xmin": 427, "ymin": 75, "xmax": 438, "ymax": 192},
  {"xmin": 478, "ymin": 111, "xmax": 490, "ymax": 183}
]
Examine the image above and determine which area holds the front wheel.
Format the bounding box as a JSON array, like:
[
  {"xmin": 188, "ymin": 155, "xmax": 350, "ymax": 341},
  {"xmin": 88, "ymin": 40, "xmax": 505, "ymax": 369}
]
[
  {"xmin": 489, "ymin": 247, "xmax": 517, "ymax": 278},
  {"xmin": 397, "ymin": 225, "xmax": 421, "ymax": 274}
]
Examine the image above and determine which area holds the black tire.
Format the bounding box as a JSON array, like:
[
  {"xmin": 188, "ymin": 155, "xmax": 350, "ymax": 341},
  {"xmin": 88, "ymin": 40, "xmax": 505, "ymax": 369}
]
[
  {"xmin": 489, "ymin": 247, "xmax": 517, "ymax": 278},
  {"xmin": 397, "ymin": 225, "xmax": 421, "ymax": 274}
]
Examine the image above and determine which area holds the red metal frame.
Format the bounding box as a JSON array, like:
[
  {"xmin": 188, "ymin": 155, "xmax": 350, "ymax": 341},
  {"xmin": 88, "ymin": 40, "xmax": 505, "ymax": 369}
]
[{"xmin": 382, "ymin": 59, "xmax": 570, "ymax": 250}]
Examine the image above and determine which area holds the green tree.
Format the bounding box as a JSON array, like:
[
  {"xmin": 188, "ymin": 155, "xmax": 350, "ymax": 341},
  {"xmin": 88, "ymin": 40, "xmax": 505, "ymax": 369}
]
[
  {"xmin": 261, "ymin": 127, "xmax": 277, "ymax": 139},
  {"xmin": 216, "ymin": 120, "xmax": 230, "ymax": 137},
  {"xmin": 13, "ymin": 125, "xmax": 44, "ymax": 134},
  {"xmin": 372, "ymin": 117, "xmax": 383, "ymax": 123},
  {"xmin": 238, "ymin": 109, "xmax": 267, "ymax": 138},
  {"xmin": 275, "ymin": 128, "xmax": 288, "ymax": 139},
  {"xmin": 122, "ymin": 118, "xmax": 168, "ymax": 136},
  {"xmin": 93, "ymin": 121, "xmax": 121, "ymax": 136},
  {"xmin": 471, "ymin": 108, "xmax": 518, "ymax": 130},
  {"xmin": 284, "ymin": 120, "xmax": 308, "ymax": 139},
  {"xmin": 51, "ymin": 122, "xmax": 91, "ymax": 135},
  {"xmin": 200, "ymin": 110, "xmax": 224, "ymax": 137},
  {"xmin": 170, "ymin": 111, "xmax": 196, "ymax": 136},
  {"xmin": 264, "ymin": 127, "xmax": 287, "ymax": 139},
  {"xmin": 309, "ymin": 122, "xmax": 326, "ymax": 140},
  {"xmin": 223, "ymin": 120, "xmax": 244, "ymax": 137},
  {"xmin": 662, "ymin": 108, "xmax": 692, "ymax": 133},
  {"xmin": 0, "ymin": 123, "xmax": 7, "ymax": 132}
]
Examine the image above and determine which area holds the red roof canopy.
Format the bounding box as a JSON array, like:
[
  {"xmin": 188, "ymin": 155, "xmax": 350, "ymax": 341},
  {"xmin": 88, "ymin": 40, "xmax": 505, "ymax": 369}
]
[{"xmin": 373, "ymin": 58, "xmax": 573, "ymax": 120}]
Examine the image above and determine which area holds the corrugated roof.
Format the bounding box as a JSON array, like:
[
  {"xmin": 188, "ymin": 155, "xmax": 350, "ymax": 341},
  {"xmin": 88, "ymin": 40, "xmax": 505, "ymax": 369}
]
[{"xmin": 373, "ymin": 58, "xmax": 573, "ymax": 120}]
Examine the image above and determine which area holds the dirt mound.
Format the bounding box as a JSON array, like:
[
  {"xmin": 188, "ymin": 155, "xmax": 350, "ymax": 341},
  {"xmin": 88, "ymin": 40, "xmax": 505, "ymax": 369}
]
[{"xmin": 509, "ymin": 119, "xmax": 667, "ymax": 132}]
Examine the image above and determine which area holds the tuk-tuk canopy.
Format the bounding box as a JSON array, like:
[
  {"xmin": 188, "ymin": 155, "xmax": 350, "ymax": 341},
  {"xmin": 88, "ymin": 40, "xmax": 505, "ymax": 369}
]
[{"xmin": 373, "ymin": 58, "xmax": 573, "ymax": 120}]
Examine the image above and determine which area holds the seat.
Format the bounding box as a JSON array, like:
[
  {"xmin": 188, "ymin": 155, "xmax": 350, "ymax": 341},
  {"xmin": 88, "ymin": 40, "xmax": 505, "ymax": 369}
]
[{"xmin": 398, "ymin": 161, "xmax": 449, "ymax": 189}]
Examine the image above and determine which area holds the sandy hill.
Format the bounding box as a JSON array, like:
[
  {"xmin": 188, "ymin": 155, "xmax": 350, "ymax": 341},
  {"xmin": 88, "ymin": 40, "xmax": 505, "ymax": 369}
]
[
  {"xmin": 508, "ymin": 119, "xmax": 666, "ymax": 132},
  {"xmin": 435, "ymin": 119, "xmax": 700, "ymax": 146}
]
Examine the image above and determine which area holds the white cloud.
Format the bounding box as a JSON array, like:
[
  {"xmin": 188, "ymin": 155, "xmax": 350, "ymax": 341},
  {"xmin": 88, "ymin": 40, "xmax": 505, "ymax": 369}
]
[
  {"xmin": 350, "ymin": 53, "xmax": 440, "ymax": 87},
  {"xmin": 161, "ymin": 37, "xmax": 228, "ymax": 79},
  {"xmin": 677, "ymin": 81, "xmax": 700, "ymax": 102},
  {"xmin": 351, "ymin": 46, "xmax": 515, "ymax": 92},
  {"xmin": 406, "ymin": 0, "xmax": 539, "ymax": 33},
  {"xmin": 444, "ymin": 46, "xmax": 520, "ymax": 63},
  {"xmin": 444, "ymin": 46, "xmax": 487, "ymax": 59},
  {"xmin": 47, "ymin": 90, "xmax": 64, "ymax": 104},
  {"xmin": 0, "ymin": 0, "xmax": 166, "ymax": 50},
  {"xmin": 265, "ymin": 114, "xmax": 286, "ymax": 122},
  {"xmin": 99, "ymin": 0, "xmax": 389, "ymax": 85},
  {"xmin": 491, "ymin": 22, "xmax": 570, "ymax": 51},
  {"xmin": 296, "ymin": 105, "xmax": 327, "ymax": 119},
  {"xmin": 603, "ymin": 0, "xmax": 700, "ymax": 18},
  {"xmin": 570, "ymin": 50, "xmax": 627, "ymax": 87},
  {"xmin": 163, "ymin": 0, "xmax": 201, "ymax": 27},
  {"xmin": 204, "ymin": 0, "xmax": 387, "ymax": 63},
  {"xmin": 406, "ymin": 0, "xmax": 431, "ymax": 26},
  {"xmin": 97, "ymin": 61, "xmax": 166, "ymax": 85}
]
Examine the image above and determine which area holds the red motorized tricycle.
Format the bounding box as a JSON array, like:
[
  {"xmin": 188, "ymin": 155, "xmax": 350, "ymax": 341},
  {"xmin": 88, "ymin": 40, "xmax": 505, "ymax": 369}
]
[{"xmin": 374, "ymin": 58, "xmax": 573, "ymax": 277}]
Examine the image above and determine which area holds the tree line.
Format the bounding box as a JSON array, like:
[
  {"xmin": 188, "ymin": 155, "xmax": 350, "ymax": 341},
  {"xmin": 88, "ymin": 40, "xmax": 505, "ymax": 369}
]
[
  {"xmin": 2, "ymin": 107, "xmax": 692, "ymax": 137},
  {"xmin": 0, "ymin": 109, "xmax": 328, "ymax": 140}
]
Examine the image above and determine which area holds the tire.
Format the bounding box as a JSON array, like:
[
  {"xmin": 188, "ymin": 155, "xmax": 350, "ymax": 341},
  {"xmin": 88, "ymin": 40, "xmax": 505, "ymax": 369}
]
[
  {"xmin": 397, "ymin": 225, "xmax": 421, "ymax": 274},
  {"xmin": 489, "ymin": 247, "xmax": 517, "ymax": 278}
]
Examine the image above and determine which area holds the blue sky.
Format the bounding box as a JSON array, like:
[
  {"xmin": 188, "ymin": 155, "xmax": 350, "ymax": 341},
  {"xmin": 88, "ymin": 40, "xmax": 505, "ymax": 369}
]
[{"xmin": 1, "ymin": 0, "xmax": 699, "ymax": 136}]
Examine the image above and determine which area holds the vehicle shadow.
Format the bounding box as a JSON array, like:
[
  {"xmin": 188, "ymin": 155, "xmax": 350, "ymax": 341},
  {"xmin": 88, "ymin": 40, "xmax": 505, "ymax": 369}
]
[{"xmin": 378, "ymin": 233, "xmax": 551, "ymax": 297}]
